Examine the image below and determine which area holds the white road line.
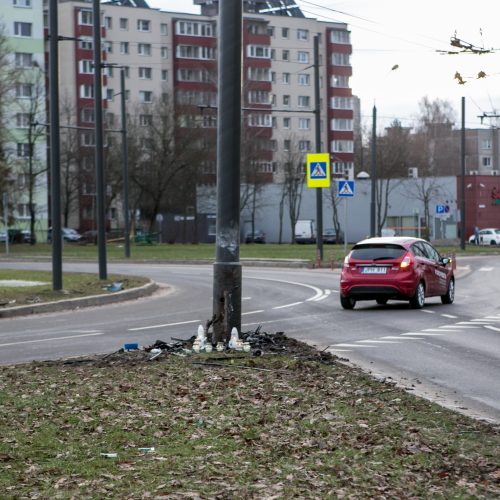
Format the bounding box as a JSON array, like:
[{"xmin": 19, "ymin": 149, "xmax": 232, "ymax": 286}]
[
  {"xmin": 484, "ymin": 325, "xmax": 500, "ymax": 332},
  {"xmin": 129, "ymin": 319, "xmax": 200, "ymax": 331},
  {"xmin": 402, "ymin": 332, "xmax": 444, "ymax": 336},
  {"xmin": 455, "ymin": 323, "xmax": 483, "ymax": 327},
  {"xmin": 478, "ymin": 267, "xmax": 494, "ymax": 271},
  {"xmin": 247, "ymin": 276, "xmax": 324, "ymax": 301},
  {"xmin": 0, "ymin": 332, "xmax": 104, "ymax": 348},
  {"xmin": 272, "ymin": 302, "xmax": 304, "ymax": 310},
  {"xmin": 356, "ymin": 340, "xmax": 400, "ymax": 344},
  {"xmin": 242, "ymin": 310, "xmax": 265, "ymax": 315},
  {"xmin": 332, "ymin": 343, "xmax": 376, "ymax": 348},
  {"xmin": 470, "ymin": 319, "xmax": 499, "ymax": 323},
  {"xmin": 420, "ymin": 310, "xmax": 435, "ymax": 314},
  {"xmin": 327, "ymin": 348, "xmax": 352, "ymax": 352},
  {"xmin": 380, "ymin": 335, "xmax": 423, "ymax": 340},
  {"xmin": 422, "ymin": 328, "xmax": 458, "ymax": 332},
  {"xmin": 441, "ymin": 314, "xmax": 458, "ymax": 319}
]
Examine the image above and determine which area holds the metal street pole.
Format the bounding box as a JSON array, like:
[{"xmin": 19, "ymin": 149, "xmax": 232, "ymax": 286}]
[
  {"xmin": 93, "ymin": 0, "xmax": 107, "ymax": 279},
  {"xmin": 313, "ymin": 35, "xmax": 323, "ymax": 261},
  {"xmin": 370, "ymin": 104, "xmax": 377, "ymax": 237},
  {"xmin": 212, "ymin": 0, "xmax": 242, "ymax": 343},
  {"xmin": 460, "ymin": 96, "xmax": 466, "ymax": 250},
  {"xmin": 120, "ymin": 67, "xmax": 130, "ymax": 258},
  {"xmin": 3, "ymin": 192, "xmax": 9, "ymax": 255},
  {"xmin": 48, "ymin": 0, "xmax": 62, "ymax": 290}
]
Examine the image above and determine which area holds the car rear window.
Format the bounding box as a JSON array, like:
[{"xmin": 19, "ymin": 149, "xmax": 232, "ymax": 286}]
[{"xmin": 351, "ymin": 244, "xmax": 406, "ymax": 260}]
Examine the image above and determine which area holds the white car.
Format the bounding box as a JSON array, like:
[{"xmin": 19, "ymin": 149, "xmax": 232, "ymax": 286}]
[{"xmin": 468, "ymin": 228, "xmax": 500, "ymax": 245}]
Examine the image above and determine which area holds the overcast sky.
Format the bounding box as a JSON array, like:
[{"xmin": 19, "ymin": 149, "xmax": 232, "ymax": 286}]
[{"xmin": 147, "ymin": 0, "xmax": 500, "ymax": 131}]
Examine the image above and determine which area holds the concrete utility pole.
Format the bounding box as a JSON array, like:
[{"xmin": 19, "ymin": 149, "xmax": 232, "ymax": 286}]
[
  {"xmin": 370, "ymin": 105, "xmax": 377, "ymax": 237},
  {"xmin": 48, "ymin": 0, "xmax": 62, "ymax": 290},
  {"xmin": 120, "ymin": 67, "xmax": 131, "ymax": 259},
  {"xmin": 212, "ymin": 0, "xmax": 242, "ymax": 343},
  {"xmin": 93, "ymin": 0, "xmax": 107, "ymax": 279},
  {"xmin": 460, "ymin": 97, "xmax": 466, "ymax": 250},
  {"xmin": 313, "ymin": 35, "xmax": 323, "ymax": 260}
]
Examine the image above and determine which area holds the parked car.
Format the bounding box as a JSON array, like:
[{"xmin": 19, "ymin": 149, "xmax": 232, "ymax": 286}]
[
  {"xmin": 294, "ymin": 219, "xmax": 316, "ymax": 244},
  {"xmin": 322, "ymin": 227, "xmax": 343, "ymax": 244},
  {"xmin": 340, "ymin": 236, "xmax": 454, "ymax": 310},
  {"xmin": 0, "ymin": 230, "xmax": 6, "ymax": 242},
  {"xmin": 21, "ymin": 230, "xmax": 35, "ymax": 243},
  {"xmin": 47, "ymin": 227, "xmax": 82, "ymax": 243},
  {"xmin": 468, "ymin": 228, "xmax": 500, "ymax": 245},
  {"xmin": 245, "ymin": 229, "xmax": 266, "ymax": 243}
]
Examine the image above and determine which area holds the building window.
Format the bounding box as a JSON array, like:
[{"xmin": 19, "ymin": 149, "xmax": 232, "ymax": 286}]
[
  {"xmin": 79, "ymin": 59, "xmax": 94, "ymax": 74},
  {"xmin": 139, "ymin": 114, "xmax": 152, "ymax": 126},
  {"xmin": 267, "ymin": 26, "xmax": 274, "ymax": 37},
  {"xmin": 298, "ymin": 118, "xmax": 310, "ymax": 130},
  {"xmin": 299, "ymin": 140, "xmax": 311, "ymax": 152},
  {"xmin": 331, "ymin": 96, "xmax": 352, "ymax": 109},
  {"xmin": 281, "ymin": 27, "xmax": 289, "ymax": 38},
  {"xmin": 137, "ymin": 19, "xmax": 151, "ymax": 32},
  {"xmin": 247, "ymin": 67, "xmax": 271, "ymax": 81},
  {"xmin": 14, "ymin": 22, "xmax": 32, "ymax": 36},
  {"xmin": 284, "ymin": 139, "xmax": 291, "ymax": 151},
  {"xmin": 331, "ymin": 140, "xmax": 353, "ymax": 153},
  {"xmin": 176, "ymin": 45, "xmax": 215, "ymax": 60},
  {"xmin": 283, "ymin": 95, "xmax": 290, "ymax": 106},
  {"xmin": 248, "ymin": 90, "xmax": 270, "ymax": 104},
  {"xmin": 78, "ymin": 9, "xmax": 92, "ymax": 26},
  {"xmin": 161, "ymin": 69, "xmax": 168, "ymax": 81},
  {"xmin": 138, "ymin": 43, "xmax": 152, "ymax": 56},
  {"xmin": 118, "ymin": 42, "xmax": 128, "ymax": 54},
  {"xmin": 104, "ymin": 16, "xmax": 112, "ymax": 29},
  {"xmin": 161, "ymin": 23, "xmax": 168, "ymax": 35},
  {"xmin": 248, "ymin": 114, "xmax": 272, "ymax": 127},
  {"xmin": 247, "ymin": 45, "xmax": 271, "ymax": 59},
  {"xmin": 177, "ymin": 68, "xmax": 211, "ymax": 82},
  {"xmin": 330, "ymin": 29, "xmax": 350, "ymax": 44},
  {"xmin": 104, "ymin": 41, "xmax": 113, "ymax": 53},
  {"xmin": 15, "ymin": 52, "xmax": 32, "ymax": 67},
  {"xmin": 17, "ymin": 143, "xmax": 30, "ymax": 157},
  {"xmin": 482, "ymin": 156, "xmax": 492, "ymax": 167},
  {"xmin": 282, "ymin": 50, "xmax": 289, "ymax": 61},
  {"xmin": 15, "ymin": 83, "xmax": 33, "ymax": 98},
  {"xmin": 17, "ymin": 202, "xmax": 34, "ymax": 218},
  {"xmin": 80, "ymin": 84, "xmax": 94, "ymax": 98},
  {"xmin": 331, "ymin": 118, "xmax": 353, "ymax": 131},
  {"xmin": 13, "ymin": 0, "xmax": 32, "ymax": 7},
  {"xmin": 161, "ymin": 47, "xmax": 168, "ymax": 59},
  {"xmin": 282, "ymin": 72, "xmax": 290, "ymax": 84},
  {"xmin": 138, "ymin": 67, "xmax": 152, "ymax": 79},
  {"xmin": 298, "ymin": 73, "xmax": 310, "ymax": 86},
  {"xmin": 139, "ymin": 91, "xmax": 152, "ymax": 103},
  {"xmin": 331, "ymin": 74, "xmax": 349, "ymax": 88},
  {"xmin": 81, "ymin": 132, "xmax": 95, "ymax": 146},
  {"xmin": 298, "ymin": 95, "xmax": 310, "ymax": 108},
  {"xmin": 106, "ymin": 88, "xmax": 114, "ymax": 101},
  {"xmin": 119, "ymin": 18, "xmax": 128, "ymax": 30},
  {"xmin": 81, "ymin": 108, "xmax": 95, "ymax": 123},
  {"xmin": 481, "ymin": 139, "xmax": 492, "ymax": 149},
  {"xmin": 332, "ymin": 53, "xmax": 350, "ymax": 66},
  {"xmin": 79, "ymin": 38, "xmax": 93, "ymax": 50},
  {"xmin": 283, "ymin": 117, "xmax": 290, "ymax": 129},
  {"xmin": 297, "ymin": 51, "xmax": 309, "ymax": 63},
  {"xmin": 176, "ymin": 20, "xmax": 214, "ymax": 37},
  {"xmin": 297, "ymin": 29, "xmax": 309, "ymax": 41}
]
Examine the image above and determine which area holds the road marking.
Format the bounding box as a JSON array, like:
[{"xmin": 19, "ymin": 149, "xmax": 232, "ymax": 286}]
[
  {"xmin": 422, "ymin": 328, "xmax": 458, "ymax": 332},
  {"xmin": 356, "ymin": 340, "xmax": 400, "ymax": 344},
  {"xmin": 402, "ymin": 332, "xmax": 444, "ymax": 336},
  {"xmin": 441, "ymin": 314, "xmax": 458, "ymax": 319},
  {"xmin": 247, "ymin": 276, "xmax": 324, "ymax": 301},
  {"xmin": 327, "ymin": 348, "xmax": 352, "ymax": 352},
  {"xmin": 478, "ymin": 267, "xmax": 494, "ymax": 271},
  {"xmin": 484, "ymin": 325, "xmax": 500, "ymax": 332},
  {"xmin": 272, "ymin": 302, "xmax": 304, "ymax": 310},
  {"xmin": 420, "ymin": 310, "xmax": 435, "ymax": 314},
  {"xmin": 381, "ymin": 335, "xmax": 423, "ymax": 340},
  {"xmin": 455, "ymin": 322, "xmax": 483, "ymax": 327},
  {"xmin": 242, "ymin": 310, "xmax": 264, "ymax": 315},
  {"xmin": 332, "ymin": 343, "xmax": 376, "ymax": 348},
  {"xmin": 129, "ymin": 319, "xmax": 200, "ymax": 331},
  {"xmin": 0, "ymin": 332, "xmax": 104, "ymax": 348}
]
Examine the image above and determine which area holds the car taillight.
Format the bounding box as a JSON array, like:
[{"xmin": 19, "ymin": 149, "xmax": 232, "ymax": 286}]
[{"xmin": 399, "ymin": 252, "xmax": 414, "ymax": 270}]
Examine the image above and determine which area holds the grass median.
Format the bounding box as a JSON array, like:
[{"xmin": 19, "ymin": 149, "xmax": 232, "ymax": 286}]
[{"xmin": 0, "ymin": 345, "xmax": 498, "ymax": 498}]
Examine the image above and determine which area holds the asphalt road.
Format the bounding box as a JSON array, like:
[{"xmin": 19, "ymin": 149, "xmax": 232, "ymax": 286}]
[{"xmin": 1, "ymin": 255, "xmax": 499, "ymax": 423}]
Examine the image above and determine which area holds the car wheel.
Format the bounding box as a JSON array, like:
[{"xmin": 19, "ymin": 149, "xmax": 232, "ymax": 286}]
[
  {"xmin": 340, "ymin": 296, "xmax": 356, "ymax": 310},
  {"xmin": 409, "ymin": 282, "xmax": 425, "ymax": 309},
  {"xmin": 376, "ymin": 298, "xmax": 388, "ymax": 305},
  {"xmin": 490, "ymin": 240, "xmax": 496, "ymax": 245},
  {"xmin": 441, "ymin": 278, "xmax": 455, "ymax": 305}
]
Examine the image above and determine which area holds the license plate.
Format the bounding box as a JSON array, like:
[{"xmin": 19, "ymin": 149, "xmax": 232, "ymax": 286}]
[{"xmin": 361, "ymin": 267, "xmax": 387, "ymax": 274}]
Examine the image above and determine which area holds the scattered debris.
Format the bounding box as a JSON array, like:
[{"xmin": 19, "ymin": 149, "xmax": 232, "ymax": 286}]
[
  {"xmin": 103, "ymin": 281, "xmax": 123, "ymax": 292},
  {"xmin": 100, "ymin": 453, "xmax": 117, "ymax": 459}
]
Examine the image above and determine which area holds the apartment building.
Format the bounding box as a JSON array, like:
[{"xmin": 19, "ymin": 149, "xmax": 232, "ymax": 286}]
[
  {"xmin": 41, "ymin": 0, "xmax": 354, "ymax": 230},
  {"xmin": 2, "ymin": 0, "xmax": 48, "ymax": 241}
]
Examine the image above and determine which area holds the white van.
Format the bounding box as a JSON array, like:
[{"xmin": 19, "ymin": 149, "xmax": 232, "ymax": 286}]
[{"xmin": 294, "ymin": 220, "xmax": 316, "ymax": 244}]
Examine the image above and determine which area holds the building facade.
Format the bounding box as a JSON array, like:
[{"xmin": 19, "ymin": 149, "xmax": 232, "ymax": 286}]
[
  {"xmin": 2, "ymin": 0, "xmax": 48, "ymax": 241},
  {"xmin": 47, "ymin": 0, "xmax": 353, "ymax": 230}
]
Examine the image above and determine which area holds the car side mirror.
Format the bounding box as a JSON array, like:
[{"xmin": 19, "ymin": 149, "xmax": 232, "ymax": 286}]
[{"xmin": 440, "ymin": 257, "xmax": 450, "ymax": 266}]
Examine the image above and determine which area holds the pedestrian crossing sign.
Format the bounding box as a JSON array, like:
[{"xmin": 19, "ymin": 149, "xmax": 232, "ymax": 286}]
[
  {"xmin": 306, "ymin": 153, "xmax": 330, "ymax": 188},
  {"xmin": 338, "ymin": 180, "xmax": 355, "ymax": 197}
]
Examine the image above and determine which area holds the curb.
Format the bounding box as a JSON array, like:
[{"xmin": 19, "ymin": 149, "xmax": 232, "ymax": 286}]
[{"xmin": 0, "ymin": 280, "xmax": 159, "ymax": 319}]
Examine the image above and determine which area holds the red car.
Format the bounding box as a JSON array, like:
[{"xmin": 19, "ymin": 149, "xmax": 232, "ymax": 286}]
[{"xmin": 339, "ymin": 236, "xmax": 455, "ymax": 309}]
